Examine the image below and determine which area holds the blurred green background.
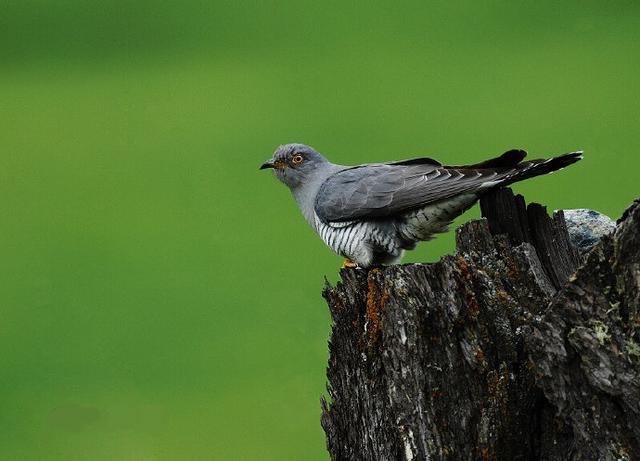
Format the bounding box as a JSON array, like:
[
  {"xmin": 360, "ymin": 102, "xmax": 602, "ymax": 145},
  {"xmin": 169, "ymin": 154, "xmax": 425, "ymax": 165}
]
[{"xmin": 1, "ymin": 1, "xmax": 638, "ymax": 459}]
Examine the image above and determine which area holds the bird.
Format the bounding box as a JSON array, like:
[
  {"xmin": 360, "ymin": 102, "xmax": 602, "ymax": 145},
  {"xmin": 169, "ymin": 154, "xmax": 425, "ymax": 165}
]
[{"xmin": 260, "ymin": 143, "xmax": 582, "ymax": 268}]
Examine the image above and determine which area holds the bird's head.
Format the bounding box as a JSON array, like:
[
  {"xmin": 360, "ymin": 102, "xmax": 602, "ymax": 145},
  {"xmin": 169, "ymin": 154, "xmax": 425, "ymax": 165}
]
[{"xmin": 260, "ymin": 143, "xmax": 329, "ymax": 189}]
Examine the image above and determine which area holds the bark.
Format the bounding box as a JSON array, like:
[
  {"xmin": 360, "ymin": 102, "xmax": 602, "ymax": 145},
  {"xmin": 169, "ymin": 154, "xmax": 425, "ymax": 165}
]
[{"xmin": 321, "ymin": 189, "xmax": 640, "ymax": 461}]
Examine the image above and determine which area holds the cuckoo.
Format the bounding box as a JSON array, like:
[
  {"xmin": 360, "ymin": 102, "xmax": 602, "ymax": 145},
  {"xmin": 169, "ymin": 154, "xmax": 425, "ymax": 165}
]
[{"xmin": 260, "ymin": 144, "xmax": 582, "ymax": 268}]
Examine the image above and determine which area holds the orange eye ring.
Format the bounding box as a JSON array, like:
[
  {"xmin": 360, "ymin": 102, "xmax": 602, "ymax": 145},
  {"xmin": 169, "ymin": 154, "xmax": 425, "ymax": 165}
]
[{"xmin": 291, "ymin": 154, "xmax": 304, "ymax": 165}]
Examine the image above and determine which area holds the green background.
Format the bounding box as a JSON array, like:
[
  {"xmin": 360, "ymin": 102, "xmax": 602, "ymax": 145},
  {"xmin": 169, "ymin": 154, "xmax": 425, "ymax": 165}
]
[{"xmin": 1, "ymin": 1, "xmax": 638, "ymax": 459}]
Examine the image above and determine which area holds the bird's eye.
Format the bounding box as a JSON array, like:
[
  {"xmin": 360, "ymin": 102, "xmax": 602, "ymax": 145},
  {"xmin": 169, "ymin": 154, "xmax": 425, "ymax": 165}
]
[{"xmin": 291, "ymin": 154, "xmax": 304, "ymax": 165}]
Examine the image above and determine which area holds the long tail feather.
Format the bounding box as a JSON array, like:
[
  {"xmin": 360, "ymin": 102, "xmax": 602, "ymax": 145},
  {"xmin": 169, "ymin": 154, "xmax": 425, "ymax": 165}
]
[{"xmin": 501, "ymin": 151, "xmax": 583, "ymax": 186}]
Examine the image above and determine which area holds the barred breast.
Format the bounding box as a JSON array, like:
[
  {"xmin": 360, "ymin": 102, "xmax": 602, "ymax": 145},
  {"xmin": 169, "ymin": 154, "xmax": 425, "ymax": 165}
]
[
  {"xmin": 313, "ymin": 215, "xmax": 403, "ymax": 266},
  {"xmin": 314, "ymin": 216, "xmax": 364, "ymax": 257}
]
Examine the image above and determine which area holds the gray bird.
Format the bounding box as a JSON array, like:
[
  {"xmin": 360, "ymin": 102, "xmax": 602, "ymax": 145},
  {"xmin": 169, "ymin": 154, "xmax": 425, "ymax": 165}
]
[{"xmin": 260, "ymin": 144, "xmax": 582, "ymax": 268}]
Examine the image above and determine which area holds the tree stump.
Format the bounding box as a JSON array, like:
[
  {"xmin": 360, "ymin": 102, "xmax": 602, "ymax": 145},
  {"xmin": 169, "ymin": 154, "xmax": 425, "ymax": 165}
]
[{"xmin": 321, "ymin": 189, "xmax": 640, "ymax": 461}]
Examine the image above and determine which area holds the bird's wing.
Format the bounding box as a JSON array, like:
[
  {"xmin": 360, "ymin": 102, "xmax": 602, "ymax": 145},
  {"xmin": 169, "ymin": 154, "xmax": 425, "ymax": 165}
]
[{"xmin": 315, "ymin": 150, "xmax": 527, "ymax": 222}]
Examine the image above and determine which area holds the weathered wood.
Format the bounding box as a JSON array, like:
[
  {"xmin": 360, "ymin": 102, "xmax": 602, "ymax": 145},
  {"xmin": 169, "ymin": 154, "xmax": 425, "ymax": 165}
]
[
  {"xmin": 321, "ymin": 189, "xmax": 640, "ymax": 461},
  {"xmin": 479, "ymin": 187, "xmax": 531, "ymax": 245},
  {"xmin": 480, "ymin": 188, "xmax": 581, "ymax": 289}
]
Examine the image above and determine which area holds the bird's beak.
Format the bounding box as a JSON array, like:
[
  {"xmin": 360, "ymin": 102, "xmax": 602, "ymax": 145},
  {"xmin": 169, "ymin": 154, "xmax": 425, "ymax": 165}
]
[{"xmin": 260, "ymin": 160, "xmax": 275, "ymax": 170}]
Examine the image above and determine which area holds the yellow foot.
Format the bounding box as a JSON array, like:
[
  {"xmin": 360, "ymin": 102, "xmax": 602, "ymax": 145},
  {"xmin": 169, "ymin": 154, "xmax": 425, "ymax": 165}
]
[{"xmin": 342, "ymin": 259, "xmax": 359, "ymax": 269}]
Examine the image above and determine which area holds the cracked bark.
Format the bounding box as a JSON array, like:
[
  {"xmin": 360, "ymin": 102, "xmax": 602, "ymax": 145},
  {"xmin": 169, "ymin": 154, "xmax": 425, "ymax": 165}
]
[{"xmin": 321, "ymin": 189, "xmax": 640, "ymax": 461}]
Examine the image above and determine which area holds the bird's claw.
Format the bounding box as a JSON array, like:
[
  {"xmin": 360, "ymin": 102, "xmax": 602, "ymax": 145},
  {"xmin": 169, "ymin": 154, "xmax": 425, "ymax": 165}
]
[{"xmin": 341, "ymin": 259, "xmax": 359, "ymax": 269}]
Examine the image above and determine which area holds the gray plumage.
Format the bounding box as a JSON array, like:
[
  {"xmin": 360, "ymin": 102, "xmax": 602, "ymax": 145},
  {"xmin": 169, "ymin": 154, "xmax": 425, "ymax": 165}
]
[{"xmin": 261, "ymin": 143, "xmax": 582, "ymax": 267}]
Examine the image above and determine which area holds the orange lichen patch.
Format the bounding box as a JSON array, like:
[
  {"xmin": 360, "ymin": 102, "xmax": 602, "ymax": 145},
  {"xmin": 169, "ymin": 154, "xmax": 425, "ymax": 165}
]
[
  {"xmin": 474, "ymin": 347, "xmax": 487, "ymax": 367},
  {"xmin": 486, "ymin": 366, "xmax": 510, "ymax": 417},
  {"xmin": 495, "ymin": 289, "xmax": 510, "ymax": 303},
  {"xmin": 504, "ymin": 255, "xmax": 520, "ymax": 279},
  {"xmin": 456, "ymin": 255, "xmax": 470, "ymax": 277},
  {"xmin": 366, "ymin": 269, "xmax": 390, "ymax": 344},
  {"xmin": 456, "ymin": 256, "xmax": 481, "ymax": 318},
  {"xmin": 467, "ymin": 293, "xmax": 480, "ymax": 318}
]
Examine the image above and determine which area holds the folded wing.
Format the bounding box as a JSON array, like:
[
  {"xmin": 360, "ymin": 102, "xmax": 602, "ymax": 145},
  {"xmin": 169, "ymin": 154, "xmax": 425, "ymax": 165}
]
[{"xmin": 314, "ymin": 149, "xmax": 574, "ymax": 223}]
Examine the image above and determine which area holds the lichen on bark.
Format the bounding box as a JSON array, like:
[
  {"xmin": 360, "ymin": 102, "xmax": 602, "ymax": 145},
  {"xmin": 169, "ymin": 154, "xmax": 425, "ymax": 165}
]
[{"xmin": 321, "ymin": 189, "xmax": 640, "ymax": 461}]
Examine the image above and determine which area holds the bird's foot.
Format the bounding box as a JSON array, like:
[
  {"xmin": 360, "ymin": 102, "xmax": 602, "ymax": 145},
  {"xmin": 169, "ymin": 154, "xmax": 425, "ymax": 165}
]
[{"xmin": 341, "ymin": 259, "xmax": 359, "ymax": 269}]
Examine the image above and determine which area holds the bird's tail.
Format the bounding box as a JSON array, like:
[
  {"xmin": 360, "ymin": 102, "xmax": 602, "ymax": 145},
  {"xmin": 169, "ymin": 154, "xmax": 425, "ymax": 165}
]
[{"xmin": 499, "ymin": 151, "xmax": 583, "ymax": 187}]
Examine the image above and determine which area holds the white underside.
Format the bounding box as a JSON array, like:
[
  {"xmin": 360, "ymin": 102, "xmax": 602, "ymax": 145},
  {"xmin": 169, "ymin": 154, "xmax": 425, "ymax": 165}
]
[{"xmin": 313, "ymin": 193, "xmax": 478, "ymax": 267}]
